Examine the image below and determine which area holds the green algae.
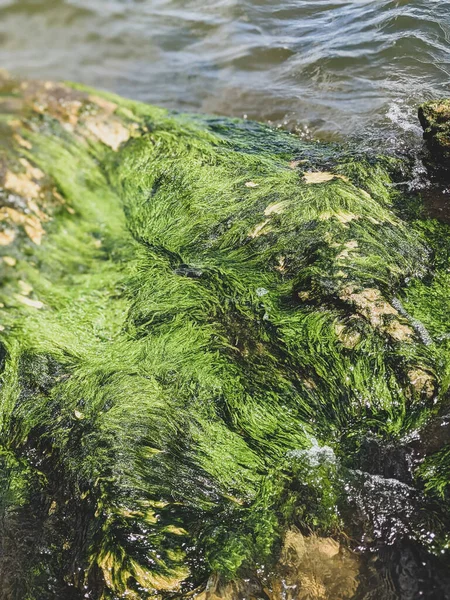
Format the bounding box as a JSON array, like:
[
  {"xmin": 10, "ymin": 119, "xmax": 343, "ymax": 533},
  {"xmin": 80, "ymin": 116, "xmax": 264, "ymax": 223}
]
[{"xmin": 0, "ymin": 77, "xmax": 450, "ymax": 598}]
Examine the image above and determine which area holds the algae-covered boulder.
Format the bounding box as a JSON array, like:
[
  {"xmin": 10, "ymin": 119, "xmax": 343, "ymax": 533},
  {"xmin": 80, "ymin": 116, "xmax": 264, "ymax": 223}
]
[
  {"xmin": 0, "ymin": 73, "xmax": 450, "ymax": 599},
  {"xmin": 419, "ymin": 99, "xmax": 450, "ymax": 163}
]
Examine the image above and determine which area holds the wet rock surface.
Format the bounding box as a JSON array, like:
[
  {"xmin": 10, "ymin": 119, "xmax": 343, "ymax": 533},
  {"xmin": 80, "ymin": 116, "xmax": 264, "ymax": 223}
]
[{"xmin": 419, "ymin": 99, "xmax": 450, "ymax": 165}]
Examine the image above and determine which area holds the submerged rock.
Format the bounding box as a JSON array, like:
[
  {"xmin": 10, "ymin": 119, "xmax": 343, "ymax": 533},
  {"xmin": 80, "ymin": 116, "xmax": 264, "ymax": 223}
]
[
  {"xmin": 0, "ymin": 74, "xmax": 450, "ymax": 599},
  {"xmin": 198, "ymin": 529, "xmax": 360, "ymax": 600}
]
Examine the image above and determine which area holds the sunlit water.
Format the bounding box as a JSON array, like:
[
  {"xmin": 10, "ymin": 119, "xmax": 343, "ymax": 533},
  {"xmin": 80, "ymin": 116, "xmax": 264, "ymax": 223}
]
[{"xmin": 0, "ymin": 0, "xmax": 449, "ymax": 146}]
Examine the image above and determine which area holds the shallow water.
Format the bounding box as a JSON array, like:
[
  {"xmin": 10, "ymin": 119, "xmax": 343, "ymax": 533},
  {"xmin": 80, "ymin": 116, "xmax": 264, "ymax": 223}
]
[{"xmin": 0, "ymin": 0, "xmax": 449, "ymax": 144}]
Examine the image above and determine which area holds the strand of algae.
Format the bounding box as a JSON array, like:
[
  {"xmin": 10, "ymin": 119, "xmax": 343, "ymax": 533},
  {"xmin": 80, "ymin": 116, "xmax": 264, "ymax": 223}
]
[{"xmin": 0, "ymin": 75, "xmax": 449, "ymax": 599}]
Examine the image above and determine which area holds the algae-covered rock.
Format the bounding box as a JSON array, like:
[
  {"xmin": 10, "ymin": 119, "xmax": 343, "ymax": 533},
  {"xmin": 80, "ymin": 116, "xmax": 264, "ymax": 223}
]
[
  {"xmin": 0, "ymin": 73, "xmax": 450, "ymax": 599},
  {"xmin": 419, "ymin": 99, "xmax": 450, "ymax": 163}
]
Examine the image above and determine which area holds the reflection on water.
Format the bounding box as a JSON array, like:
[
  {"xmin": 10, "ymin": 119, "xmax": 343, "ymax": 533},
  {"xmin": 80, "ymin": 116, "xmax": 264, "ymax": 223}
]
[{"xmin": 0, "ymin": 0, "xmax": 449, "ymax": 141}]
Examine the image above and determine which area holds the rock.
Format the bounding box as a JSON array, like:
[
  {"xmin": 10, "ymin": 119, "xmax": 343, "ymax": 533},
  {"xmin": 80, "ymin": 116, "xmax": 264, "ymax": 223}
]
[
  {"xmin": 419, "ymin": 99, "xmax": 450, "ymax": 162},
  {"xmin": 0, "ymin": 75, "xmax": 450, "ymax": 599},
  {"xmin": 198, "ymin": 530, "xmax": 360, "ymax": 600}
]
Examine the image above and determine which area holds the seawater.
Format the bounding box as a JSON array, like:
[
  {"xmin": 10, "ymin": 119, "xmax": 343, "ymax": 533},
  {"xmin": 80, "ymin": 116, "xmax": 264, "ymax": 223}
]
[{"xmin": 0, "ymin": 0, "xmax": 449, "ymax": 144}]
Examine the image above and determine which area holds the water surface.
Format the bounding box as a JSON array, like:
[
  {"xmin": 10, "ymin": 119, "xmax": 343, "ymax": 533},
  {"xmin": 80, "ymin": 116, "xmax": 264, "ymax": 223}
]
[{"xmin": 0, "ymin": 0, "xmax": 449, "ymax": 143}]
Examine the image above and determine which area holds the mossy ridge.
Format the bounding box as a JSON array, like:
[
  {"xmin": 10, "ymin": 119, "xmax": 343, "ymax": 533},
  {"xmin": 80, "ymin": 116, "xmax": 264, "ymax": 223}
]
[{"xmin": 0, "ymin": 75, "xmax": 449, "ymax": 598}]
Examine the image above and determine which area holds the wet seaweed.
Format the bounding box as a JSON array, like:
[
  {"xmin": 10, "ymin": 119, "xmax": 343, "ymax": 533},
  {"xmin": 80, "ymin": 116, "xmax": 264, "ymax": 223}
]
[{"xmin": 0, "ymin": 77, "xmax": 449, "ymax": 599}]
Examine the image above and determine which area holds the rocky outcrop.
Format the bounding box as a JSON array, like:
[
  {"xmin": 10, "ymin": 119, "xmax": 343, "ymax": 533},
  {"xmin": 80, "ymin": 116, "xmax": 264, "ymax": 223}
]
[{"xmin": 1, "ymin": 74, "xmax": 450, "ymax": 599}]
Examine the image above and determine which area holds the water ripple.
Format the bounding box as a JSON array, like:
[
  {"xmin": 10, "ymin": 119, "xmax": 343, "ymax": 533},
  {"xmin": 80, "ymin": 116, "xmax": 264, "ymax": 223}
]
[{"xmin": 0, "ymin": 0, "xmax": 449, "ymax": 140}]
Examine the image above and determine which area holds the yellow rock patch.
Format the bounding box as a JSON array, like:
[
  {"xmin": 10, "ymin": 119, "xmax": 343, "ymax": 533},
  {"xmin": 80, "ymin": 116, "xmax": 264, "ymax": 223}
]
[
  {"xmin": 84, "ymin": 118, "xmax": 131, "ymax": 151},
  {"xmin": 18, "ymin": 280, "xmax": 33, "ymax": 296},
  {"xmin": 272, "ymin": 529, "xmax": 359, "ymax": 600},
  {"xmin": 13, "ymin": 133, "xmax": 32, "ymax": 150},
  {"xmin": 249, "ymin": 220, "xmax": 270, "ymax": 238},
  {"xmin": 298, "ymin": 290, "xmax": 311, "ymax": 301},
  {"xmin": 4, "ymin": 170, "xmax": 41, "ymax": 199},
  {"xmin": 335, "ymin": 322, "xmax": 361, "ymax": 349},
  {"xmin": 275, "ymin": 255, "xmax": 286, "ymax": 273},
  {"xmin": 303, "ymin": 172, "xmax": 350, "ymax": 185},
  {"xmin": 289, "ymin": 159, "xmax": 308, "ymax": 169},
  {"xmin": 340, "ymin": 286, "xmax": 414, "ymax": 341},
  {"xmin": 0, "ymin": 229, "xmax": 16, "ymax": 246},
  {"xmin": 198, "ymin": 529, "xmax": 359, "ymax": 600},
  {"xmin": 337, "ymin": 240, "xmax": 359, "ymax": 261},
  {"xmin": 15, "ymin": 294, "xmax": 44, "ymax": 309},
  {"xmin": 385, "ymin": 320, "xmax": 415, "ymax": 342},
  {"xmin": 264, "ymin": 201, "xmax": 288, "ymax": 216},
  {"xmin": 27, "ymin": 199, "xmax": 49, "ymax": 223},
  {"xmin": 0, "ymin": 207, "xmax": 45, "ymax": 245},
  {"xmin": 408, "ymin": 368, "xmax": 435, "ymax": 398},
  {"xmin": 88, "ymin": 95, "xmax": 118, "ymax": 114},
  {"xmin": 13, "ymin": 81, "xmax": 137, "ymax": 152},
  {"xmin": 320, "ymin": 211, "xmax": 359, "ymax": 224},
  {"xmin": 19, "ymin": 158, "xmax": 44, "ymax": 180}
]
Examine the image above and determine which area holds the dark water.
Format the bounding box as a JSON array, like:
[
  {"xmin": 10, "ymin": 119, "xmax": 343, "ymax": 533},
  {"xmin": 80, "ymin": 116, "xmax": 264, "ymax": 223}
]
[{"xmin": 0, "ymin": 0, "xmax": 449, "ymax": 143}]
